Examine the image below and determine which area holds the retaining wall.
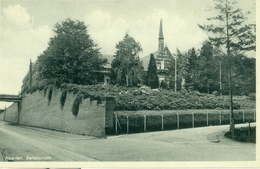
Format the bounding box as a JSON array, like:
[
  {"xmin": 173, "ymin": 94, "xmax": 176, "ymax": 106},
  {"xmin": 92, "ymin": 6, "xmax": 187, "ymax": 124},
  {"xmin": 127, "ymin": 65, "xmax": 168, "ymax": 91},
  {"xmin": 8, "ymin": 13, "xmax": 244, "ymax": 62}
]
[
  {"xmin": 0, "ymin": 112, "xmax": 4, "ymax": 121},
  {"xmin": 3, "ymin": 103, "xmax": 18, "ymax": 123},
  {"xmin": 4, "ymin": 88, "xmax": 114, "ymax": 137}
]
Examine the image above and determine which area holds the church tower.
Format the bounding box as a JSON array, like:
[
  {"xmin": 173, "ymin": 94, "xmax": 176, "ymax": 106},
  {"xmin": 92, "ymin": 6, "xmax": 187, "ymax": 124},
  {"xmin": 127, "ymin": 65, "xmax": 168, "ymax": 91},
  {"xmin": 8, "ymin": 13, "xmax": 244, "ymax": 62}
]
[{"xmin": 158, "ymin": 19, "xmax": 164, "ymax": 52}]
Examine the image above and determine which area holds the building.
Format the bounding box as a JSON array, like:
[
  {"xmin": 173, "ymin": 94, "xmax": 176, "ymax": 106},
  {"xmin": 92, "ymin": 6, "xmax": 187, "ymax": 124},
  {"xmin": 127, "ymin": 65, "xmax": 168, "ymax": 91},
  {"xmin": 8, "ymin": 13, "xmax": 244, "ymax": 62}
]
[{"xmin": 140, "ymin": 19, "xmax": 174, "ymax": 86}]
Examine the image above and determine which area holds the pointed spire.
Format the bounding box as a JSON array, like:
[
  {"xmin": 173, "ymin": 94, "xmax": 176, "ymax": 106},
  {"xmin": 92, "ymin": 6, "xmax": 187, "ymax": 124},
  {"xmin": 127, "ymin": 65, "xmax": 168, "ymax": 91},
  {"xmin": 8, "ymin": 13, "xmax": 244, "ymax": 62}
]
[
  {"xmin": 158, "ymin": 19, "xmax": 164, "ymax": 51},
  {"xmin": 159, "ymin": 19, "xmax": 164, "ymax": 39}
]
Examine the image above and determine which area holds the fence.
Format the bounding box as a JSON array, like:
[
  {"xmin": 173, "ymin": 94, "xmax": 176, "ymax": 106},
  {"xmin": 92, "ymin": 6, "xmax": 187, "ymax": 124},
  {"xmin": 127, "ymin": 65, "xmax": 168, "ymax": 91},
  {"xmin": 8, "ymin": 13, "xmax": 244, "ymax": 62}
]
[{"xmin": 114, "ymin": 110, "xmax": 256, "ymax": 134}]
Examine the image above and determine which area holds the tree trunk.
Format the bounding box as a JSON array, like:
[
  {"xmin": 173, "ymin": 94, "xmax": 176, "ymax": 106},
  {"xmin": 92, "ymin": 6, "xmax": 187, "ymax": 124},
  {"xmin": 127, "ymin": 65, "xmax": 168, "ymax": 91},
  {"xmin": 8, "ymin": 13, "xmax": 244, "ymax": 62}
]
[{"xmin": 225, "ymin": 0, "xmax": 235, "ymax": 137}]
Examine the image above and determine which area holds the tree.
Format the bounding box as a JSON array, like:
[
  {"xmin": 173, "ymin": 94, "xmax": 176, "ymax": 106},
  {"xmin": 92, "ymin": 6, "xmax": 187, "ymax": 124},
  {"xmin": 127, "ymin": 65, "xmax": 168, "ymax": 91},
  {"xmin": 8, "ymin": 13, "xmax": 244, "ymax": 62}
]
[
  {"xmin": 147, "ymin": 53, "xmax": 159, "ymax": 89},
  {"xmin": 198, "ymin": 0, "xmax": 256, "ymax": 136},
  {"xmin": 175, "ymin": 49, "xmax": 188, "ymax": 91},
  {"xmin": 37, "ymin": 18, "xmax": 107, "ymax": 85},
  {"xmin": 197, "ymin": 41, "xmax": 219, "ymax": 93},
  {"xmin": 111, "ymin": 33, "xmax": 143, "ymax": 86},
  {"xmin": 231, "ymin": 54, "xmax": 255, "ymax": 95},
  {"xmin": 185, "ymin": 48, "xmax": 198, "ymax": 91}
]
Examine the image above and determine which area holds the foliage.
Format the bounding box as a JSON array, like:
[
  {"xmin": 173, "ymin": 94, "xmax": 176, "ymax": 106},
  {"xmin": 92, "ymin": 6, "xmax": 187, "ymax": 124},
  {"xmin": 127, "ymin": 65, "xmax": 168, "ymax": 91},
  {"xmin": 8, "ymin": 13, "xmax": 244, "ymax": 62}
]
[
  {"xmin": 198, "ymin": 0, "xmax": 256, "ymax": 53},
  {"xmin": 175, "ymin": 49, "xmax": 188, "ymax": 90},
  {"xmin": 47, "ymin": 87, "xmax": 53, "ymax": 105},
  {"xmin": 248, "ymin": 93, "xmax": 256, "ymax": 101},
  {"xmin": 37, "ymin": 18, "xmax": 107, "ymax": 85},
  {"xmin": 115, "ymin": 110, "xmax": 255, "ymax": 134},
  {"xmin": 24, "ymin": 82, "xmax": 256, "ymax": 112},
  {"xmin": 60, "ymin": 90, "xmax": 67, "ymax": 110},
  {"xmin": 160, "ymin": 80, "xmax": 166, "ymax": 89},
  {"xmin": 72, "ymin": 93, "xmax": 83, "ymax": 117},
  {"xmin": 197, "ymin": 41, "xmax": 219, "ymax": 93},
  {"xmin": 231, "ymin": 55, "xmax": 255, "ymax": 95},
  {"xmin": 147, "ymin": 53, "xmax": 159, "ymax": 89},
  {"xmin": 185, "ymin": 48, "xmax": 198, "ymax": 91},
  {"xmin": 212, "ymin": 91, "xmax": 219, "ymax": 97},
  {"xmin": 225, "ymin": 126, "xmax": 256, "ymax": 143},
  {"xmin": 198, "ymin": 0, "xmax": 256, "ymax": 134},
  {"xmin": 111, "ymin": 33, "xmax": 143, "ymax": 87},
  {"xmin": 113, "ymin": 86, "xmax": 242, "ymax": 111}
]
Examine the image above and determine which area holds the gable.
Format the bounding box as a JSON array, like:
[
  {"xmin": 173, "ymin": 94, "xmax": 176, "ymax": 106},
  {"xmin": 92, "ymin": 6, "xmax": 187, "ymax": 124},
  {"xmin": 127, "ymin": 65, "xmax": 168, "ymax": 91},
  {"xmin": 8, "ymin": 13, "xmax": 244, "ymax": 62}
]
[{"xmin": 140, "ymin": 47, "xmax": 174, "ymax": 71}]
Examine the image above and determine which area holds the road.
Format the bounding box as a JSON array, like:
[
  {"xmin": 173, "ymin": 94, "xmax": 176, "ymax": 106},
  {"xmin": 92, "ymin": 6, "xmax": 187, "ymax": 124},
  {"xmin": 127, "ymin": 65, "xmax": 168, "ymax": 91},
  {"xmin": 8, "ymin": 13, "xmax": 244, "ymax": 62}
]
[{"xmin": 0, "ymin": 120, "xmax": 256, "ymax": 162}]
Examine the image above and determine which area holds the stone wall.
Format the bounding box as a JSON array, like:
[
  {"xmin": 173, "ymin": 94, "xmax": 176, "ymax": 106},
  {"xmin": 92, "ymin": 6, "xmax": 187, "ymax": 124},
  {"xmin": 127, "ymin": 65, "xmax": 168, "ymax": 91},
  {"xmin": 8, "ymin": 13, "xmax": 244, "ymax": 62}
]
[
  {"xmin": 3, "ymin": 103, "xmax": 18, "ymax": 123},
  {"xmin": 3, "ymin": 88, "xmax": 115, "ymax": 137}
]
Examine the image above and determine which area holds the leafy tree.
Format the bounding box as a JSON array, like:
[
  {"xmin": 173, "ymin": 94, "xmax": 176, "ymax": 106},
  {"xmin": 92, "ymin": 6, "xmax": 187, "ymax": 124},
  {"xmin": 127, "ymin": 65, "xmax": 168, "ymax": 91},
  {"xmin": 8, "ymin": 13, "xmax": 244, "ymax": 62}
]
[
  {"xmin": 147, "ymin": 53, "xmax": 159, "ymax": 89},
  {"xmin": 198, "ymin": 0, "xmax": 256, "ymax": 136},
  {"xmin": 196, "ymin": 41, "xmax": 219, "ymax": 93},
  {"xmin": 231, "ymin": 54, "xmax": 255, "ymax": 95},
  {"xmin": 160, "ymin": 80, "xmax": 167, "ymax": 89},
  {"xmin": 185, "ymin": 48, "xmax": 198, "ymax": 91},
  {"xmin": 111, "ymin": 33, "xmax": 143, "ymax": 86},
  {"xmin": 175, "ymin": 49, "xmax": 188, "ymax": 91},
  {"xmin": 37, "ymin": 18, "xmax": 107, "ymax": 85}
]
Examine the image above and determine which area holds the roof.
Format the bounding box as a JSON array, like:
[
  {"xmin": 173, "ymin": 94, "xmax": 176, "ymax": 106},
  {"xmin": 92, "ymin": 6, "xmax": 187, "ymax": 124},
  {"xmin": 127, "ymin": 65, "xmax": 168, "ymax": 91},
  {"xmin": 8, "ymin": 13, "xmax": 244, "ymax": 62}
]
[
  {"xmin": 140, "ymin": 46, "xmax": 173, "ymax": 71},
  {"xmin": 102, "ymin": 54, "xmax": 114, "ymax": 68}
]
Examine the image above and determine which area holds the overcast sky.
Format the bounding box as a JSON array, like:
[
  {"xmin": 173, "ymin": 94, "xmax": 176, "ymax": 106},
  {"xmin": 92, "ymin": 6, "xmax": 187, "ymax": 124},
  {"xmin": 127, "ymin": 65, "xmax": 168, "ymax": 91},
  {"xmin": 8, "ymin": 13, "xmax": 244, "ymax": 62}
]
[{"xmin": 0, "ymin": 0, "xmax": 256, "ymax": 108}]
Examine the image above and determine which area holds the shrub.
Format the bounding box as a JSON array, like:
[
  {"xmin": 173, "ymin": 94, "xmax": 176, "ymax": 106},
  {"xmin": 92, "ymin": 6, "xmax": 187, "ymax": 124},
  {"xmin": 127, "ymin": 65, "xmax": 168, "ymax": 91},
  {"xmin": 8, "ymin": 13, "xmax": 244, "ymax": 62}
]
[
  {"xmin": 153, "ymin": 106, "xmax": 161, "ymax": 111},
  {"xmin": 43, "ymin": 86, "xmax": 48, "ymax": 97},
  {"xmin": 224, "ymin": 127, "xmax": 256, "ymax": 143},
  {"xmin": 212, "ymin": 91, "xmax": 219, "ymax": 97},
  {"xmin": 60, "ymin": 90, "xmax": 67, "ymax": 110},
  {"xmin": 72, "ymin": 93, "xmax": 83, "ymax": 117},
  {"xmin": 248, "ymin": 93, "xmax": 256, "ymax": 101},
  {"xmin": 47, "ymin": 86, "xmax": 53, "ymax": 105}
]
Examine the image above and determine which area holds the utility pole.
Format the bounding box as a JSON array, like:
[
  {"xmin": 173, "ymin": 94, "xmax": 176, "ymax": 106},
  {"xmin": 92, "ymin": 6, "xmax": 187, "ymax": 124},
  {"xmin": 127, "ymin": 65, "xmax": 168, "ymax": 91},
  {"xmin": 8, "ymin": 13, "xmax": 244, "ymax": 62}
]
[
  {"xmin": 219, "ymin": 61, "xmax": 222, "ymax": 96},
  {"xmin": 174, "ymin": 54, "xmax": 177, "ymax": 93}
]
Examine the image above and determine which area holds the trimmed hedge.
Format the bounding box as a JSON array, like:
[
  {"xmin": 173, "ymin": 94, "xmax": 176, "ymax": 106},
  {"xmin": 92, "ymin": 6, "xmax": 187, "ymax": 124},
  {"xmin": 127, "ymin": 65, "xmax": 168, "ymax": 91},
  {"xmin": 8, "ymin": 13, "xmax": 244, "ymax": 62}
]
[{"xmin": 115, "ymin": 109, "xmax": 255, "ymax": 134}]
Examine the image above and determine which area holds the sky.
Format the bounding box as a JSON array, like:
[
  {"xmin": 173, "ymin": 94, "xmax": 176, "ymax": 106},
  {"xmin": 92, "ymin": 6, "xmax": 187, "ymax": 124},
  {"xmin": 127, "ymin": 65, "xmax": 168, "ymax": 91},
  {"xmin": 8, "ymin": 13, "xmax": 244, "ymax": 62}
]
[{"xmin": 0, "ymin": 0, "xmax": 256, "ymax": 109}]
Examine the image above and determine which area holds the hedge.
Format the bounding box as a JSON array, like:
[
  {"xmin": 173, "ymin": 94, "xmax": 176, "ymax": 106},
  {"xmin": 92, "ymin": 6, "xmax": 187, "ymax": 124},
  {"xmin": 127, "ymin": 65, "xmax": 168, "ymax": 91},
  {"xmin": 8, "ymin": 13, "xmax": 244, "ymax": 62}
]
[{"xmin": 114, "ymin": 109, "xmax": 256, "ymax": 135}]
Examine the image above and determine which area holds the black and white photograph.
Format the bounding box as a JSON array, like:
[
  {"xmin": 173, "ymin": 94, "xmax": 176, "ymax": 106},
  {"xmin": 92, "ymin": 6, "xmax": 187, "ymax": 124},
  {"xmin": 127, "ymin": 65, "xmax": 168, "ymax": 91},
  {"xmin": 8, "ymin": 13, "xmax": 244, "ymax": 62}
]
[{"xmin": 0, "ymin": 0, "xmax": 257, "ymax": 167}]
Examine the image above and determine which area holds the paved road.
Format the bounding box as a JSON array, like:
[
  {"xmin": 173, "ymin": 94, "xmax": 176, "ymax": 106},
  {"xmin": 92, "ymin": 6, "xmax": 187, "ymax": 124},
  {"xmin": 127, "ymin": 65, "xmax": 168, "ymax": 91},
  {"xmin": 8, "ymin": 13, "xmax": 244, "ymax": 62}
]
[{"xmin": 0, "ymin": 120, "xmax": 256, "ymax": 161}]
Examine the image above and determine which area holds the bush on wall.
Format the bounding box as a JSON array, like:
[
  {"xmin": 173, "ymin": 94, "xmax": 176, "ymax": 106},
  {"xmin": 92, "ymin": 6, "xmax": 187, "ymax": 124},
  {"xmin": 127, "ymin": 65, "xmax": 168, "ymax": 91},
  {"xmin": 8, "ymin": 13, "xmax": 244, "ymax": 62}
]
[
  {"xmin": 72, "ymin": 93, "xmax": 84, "ymax": 117},
  {"xmin": 24, "ymin": 83, "xmax": 253, "ymax": 111},
  {"xmin": 60, "ymin": 90, "xmax": 67, "ymax": 110}
]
